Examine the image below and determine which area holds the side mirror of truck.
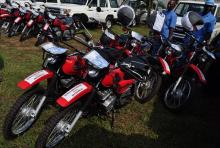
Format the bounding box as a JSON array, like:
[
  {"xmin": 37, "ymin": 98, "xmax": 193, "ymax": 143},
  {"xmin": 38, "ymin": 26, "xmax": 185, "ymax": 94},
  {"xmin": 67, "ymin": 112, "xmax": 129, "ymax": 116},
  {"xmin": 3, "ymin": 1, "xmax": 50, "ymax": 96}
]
[{"xmin": 96, "ymin": 7, "xmax": 101, "ymax": 12}]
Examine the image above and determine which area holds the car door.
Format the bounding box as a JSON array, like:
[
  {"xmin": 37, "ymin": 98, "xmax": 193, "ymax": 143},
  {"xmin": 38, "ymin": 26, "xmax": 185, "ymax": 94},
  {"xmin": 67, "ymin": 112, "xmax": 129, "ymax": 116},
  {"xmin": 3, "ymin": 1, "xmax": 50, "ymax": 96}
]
[{"xmin": 87, "ymin": 0, "xmax": 99, "ymax": 19}]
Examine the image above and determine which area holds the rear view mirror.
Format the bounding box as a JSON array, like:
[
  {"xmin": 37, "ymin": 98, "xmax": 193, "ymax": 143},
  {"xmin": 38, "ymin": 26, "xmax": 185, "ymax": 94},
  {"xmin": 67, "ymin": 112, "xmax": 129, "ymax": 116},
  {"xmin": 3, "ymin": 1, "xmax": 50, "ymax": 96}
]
[{"xmin": 96, "ymin": 7, "xmax": 101, "ymax": 12}]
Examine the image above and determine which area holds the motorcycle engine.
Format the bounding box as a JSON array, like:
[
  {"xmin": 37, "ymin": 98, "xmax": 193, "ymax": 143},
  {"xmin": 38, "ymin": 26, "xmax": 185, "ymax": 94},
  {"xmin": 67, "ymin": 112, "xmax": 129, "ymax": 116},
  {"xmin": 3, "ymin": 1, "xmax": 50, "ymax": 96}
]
[{"xmin": 98, "ymin": 89, "xmax": 117, "ymax": 112}]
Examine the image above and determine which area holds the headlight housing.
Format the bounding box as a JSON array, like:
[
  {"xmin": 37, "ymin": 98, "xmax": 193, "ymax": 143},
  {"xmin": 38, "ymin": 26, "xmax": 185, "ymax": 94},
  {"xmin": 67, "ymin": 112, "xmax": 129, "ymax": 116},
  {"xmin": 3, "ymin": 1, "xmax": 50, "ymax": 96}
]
[{"xmin": 88, "ymin": 68, "xmax": 99, "ymax": 78}]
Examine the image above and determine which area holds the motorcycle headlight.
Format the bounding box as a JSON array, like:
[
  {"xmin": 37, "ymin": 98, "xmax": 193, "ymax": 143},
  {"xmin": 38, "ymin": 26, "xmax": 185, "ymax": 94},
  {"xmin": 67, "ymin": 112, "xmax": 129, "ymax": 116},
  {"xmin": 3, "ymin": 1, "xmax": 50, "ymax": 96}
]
[
  {"xmin": 43, "ymin": 56, "xmax": 57, "ymax": 67},
  {"xmin": 88, "ymin": 69, "xmax": 99, "ymax": 78}
]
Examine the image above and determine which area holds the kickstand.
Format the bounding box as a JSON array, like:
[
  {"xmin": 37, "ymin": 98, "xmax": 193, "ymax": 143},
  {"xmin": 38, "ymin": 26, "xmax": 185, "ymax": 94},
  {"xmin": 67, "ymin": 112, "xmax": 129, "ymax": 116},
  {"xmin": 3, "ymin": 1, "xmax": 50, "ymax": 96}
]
[{"xmin": 110, "ymin": 110, "xmax": 116, "ymax": 129}]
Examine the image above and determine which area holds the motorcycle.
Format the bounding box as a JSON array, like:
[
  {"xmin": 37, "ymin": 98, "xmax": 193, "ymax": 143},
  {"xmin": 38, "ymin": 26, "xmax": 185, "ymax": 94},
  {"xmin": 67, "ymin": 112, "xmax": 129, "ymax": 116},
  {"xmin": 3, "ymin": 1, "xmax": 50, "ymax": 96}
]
[
  {"xmin": 35, "ymin": 9, "xmax": 82, "ymax": 46},
  {"xmin": 7, "ymin": 2, "xmax": 32, "ymax": 37},
  {"xmin": 19, "ymin": 3, "xmax": 45, "ymax": 41},
  {"xmin": 3, "ymin": 42, "xmax": 87, "ymax": 139},
  {"xmin": 163, "ymin": 32, "xmax": 216, "ymax": 111},
  {"xmin": 35, "ymin": 45, "xmax": 164, "ymax": 147}
]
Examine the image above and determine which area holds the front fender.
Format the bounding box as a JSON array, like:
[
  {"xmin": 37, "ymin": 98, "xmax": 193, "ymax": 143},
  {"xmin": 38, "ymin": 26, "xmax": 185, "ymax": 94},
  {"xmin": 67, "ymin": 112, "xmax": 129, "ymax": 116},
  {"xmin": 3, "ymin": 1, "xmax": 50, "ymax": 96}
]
[
  {"xmin": 158, "ymin": 57, "xmax": 171, "ymax": 75},
  {"xmin": 17, "ymin": 69, "xmax": 54, "ymax": 90},
  {"xmin": 189, "ymin": 64, "xmax": 207, "ymax": 84},
  {"xmin": 56, "ymin": 82, "xmax": 93, "ymax": 108}
]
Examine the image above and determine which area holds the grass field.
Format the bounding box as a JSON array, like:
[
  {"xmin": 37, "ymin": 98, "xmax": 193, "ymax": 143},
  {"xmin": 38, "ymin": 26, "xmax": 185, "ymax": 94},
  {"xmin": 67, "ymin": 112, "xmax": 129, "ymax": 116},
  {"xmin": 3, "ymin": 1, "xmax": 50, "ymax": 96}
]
[{"xmin": 0, "ymin": 25, "xmax": 220, "ymax": 148}]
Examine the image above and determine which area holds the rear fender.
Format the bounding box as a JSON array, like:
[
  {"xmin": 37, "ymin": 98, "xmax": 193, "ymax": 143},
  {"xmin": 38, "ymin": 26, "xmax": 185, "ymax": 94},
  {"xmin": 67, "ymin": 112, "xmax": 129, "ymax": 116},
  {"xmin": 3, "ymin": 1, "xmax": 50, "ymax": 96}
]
[
  {"xmin": 56, "ymin": 82, "xmax": 93, "ymax": 108},
  {"xmin": 189, "ymin": 64, "xmax": 207, "ymax": 84},
  {"xmin": 17, "ymin": 70, "xmax": 54, "ymax": 90},
  {"xmin": 158, "ymin": 57, "xmax": 171, "ymax": 75}
]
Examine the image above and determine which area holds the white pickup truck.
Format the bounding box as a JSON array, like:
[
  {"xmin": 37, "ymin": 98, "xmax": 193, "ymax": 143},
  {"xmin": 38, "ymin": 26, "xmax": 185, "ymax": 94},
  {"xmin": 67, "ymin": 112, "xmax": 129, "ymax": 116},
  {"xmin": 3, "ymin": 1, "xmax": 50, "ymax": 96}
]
[
  {"xmin": 32, "ymin": 0, "xmax": 119, "ymax": 27},
  {"xmin": 173, "ymin": 1, "xmax": 220, "ymax": 42}
]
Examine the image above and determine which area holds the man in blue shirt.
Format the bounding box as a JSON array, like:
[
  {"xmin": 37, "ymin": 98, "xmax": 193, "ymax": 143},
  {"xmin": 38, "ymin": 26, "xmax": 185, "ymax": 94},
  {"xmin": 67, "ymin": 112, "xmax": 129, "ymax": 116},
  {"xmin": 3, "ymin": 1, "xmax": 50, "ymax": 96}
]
[
  {"xmin": 151, "ymin": 0, "xmax": 177, "ymax": 55},
  {"xmin": 161, "ymin": 0, "xmax": 177, "ymax": 41},
  {"xmin": 194, "ymin": 0, "xmax": 216, "ymax": 43}
]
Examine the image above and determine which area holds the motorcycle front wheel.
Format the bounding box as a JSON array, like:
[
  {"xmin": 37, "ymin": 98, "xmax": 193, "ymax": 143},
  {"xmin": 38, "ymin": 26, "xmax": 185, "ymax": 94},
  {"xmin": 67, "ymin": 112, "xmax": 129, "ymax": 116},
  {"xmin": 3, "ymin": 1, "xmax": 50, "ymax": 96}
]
[
  {"xmin": 3, "ymin": 86, "xmax": 45, "ymax": 139},
  {"xmin": 35, "ymin": 104, "xmax": 80, "ymax": 148},
  {"xmin": 20, "ymin": 26, "xmax": 32, "ymax": 42},
  {"xmin": 135, "ymin": 71, "xmax": 162, "ymax": 103},
  {"xmin": 8, "ymin": 23, "xmax": 20, "ymax": 37},
  {"xmin": 163, "ymin": 79, "xmax": 191, "ymax": 111}
]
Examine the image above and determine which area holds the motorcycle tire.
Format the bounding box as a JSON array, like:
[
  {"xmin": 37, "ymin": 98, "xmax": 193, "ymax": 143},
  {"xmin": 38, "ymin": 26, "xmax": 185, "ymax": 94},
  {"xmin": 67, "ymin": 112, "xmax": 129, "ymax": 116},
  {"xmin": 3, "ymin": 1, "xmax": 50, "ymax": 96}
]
[
  {"xmin": 35, "ymin": 103, "xmax": 80, "ymax": 148},
  {"xmin": 8, "ymin": 23, "xmax": 19, "ymax": 37},
  {"xmin": 3, "ymin": 86, "xmax": 45, "ymax": 139},
  {"xmin": 163, "ymin": 79, "xmax": 192, "ymax": 112},
  {"xmin": 20, "ymin": 26, "xmax": 31, "ymax": 42},
  {"xmin": 135, "ymin": 71, "xmax": 162, "ymax": 103},
  {"xmin": 35, "ymin": 34, "xmax": 46, "ymax": 46}
]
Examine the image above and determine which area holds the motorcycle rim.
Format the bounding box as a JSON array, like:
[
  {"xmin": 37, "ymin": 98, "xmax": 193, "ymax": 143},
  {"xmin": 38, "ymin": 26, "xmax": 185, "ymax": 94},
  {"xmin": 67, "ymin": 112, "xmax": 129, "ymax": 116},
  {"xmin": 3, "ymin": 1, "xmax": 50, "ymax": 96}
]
[
  {"xmin": 11, "ymin": 94, "xmax": 44, "ymax": 135},
  {"xmin": 164, "ymin": 79, "xmax": 191, "ymax": 109},
  {"xmin": 45, "ymin": 108, "xmax": 79, "ymax": 147}
]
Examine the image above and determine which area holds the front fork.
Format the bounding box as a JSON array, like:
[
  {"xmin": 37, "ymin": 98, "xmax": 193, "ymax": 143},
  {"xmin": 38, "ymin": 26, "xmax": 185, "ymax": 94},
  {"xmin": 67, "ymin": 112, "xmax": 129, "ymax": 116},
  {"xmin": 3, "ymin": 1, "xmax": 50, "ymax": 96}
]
[
  {"xmin": 65, "ymin": 89, "xmax": 96, "ymax": 135},
  {"xmin": 31, "ymin": 74, "xmax": 58, "ymax": 118}
]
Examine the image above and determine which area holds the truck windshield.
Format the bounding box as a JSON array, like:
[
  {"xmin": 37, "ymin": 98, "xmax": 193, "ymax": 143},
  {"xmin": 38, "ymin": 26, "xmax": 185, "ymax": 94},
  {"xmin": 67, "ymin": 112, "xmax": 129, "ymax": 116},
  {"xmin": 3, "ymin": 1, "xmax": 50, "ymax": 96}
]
[
  {"xmin": 175, "ymin": 2, "xmax": 216, "ymax": 17},
  {"xmin": 60, "ymin": 0, "xmax": 87, "ymax": 5}
]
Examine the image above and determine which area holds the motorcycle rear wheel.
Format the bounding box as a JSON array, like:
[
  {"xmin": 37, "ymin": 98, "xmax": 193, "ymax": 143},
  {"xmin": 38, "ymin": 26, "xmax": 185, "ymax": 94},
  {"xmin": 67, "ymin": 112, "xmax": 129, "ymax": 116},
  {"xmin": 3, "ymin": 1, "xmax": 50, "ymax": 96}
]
[{"xmin": 3, "ymin": 86, "xmax": 45, "ymax": 139}]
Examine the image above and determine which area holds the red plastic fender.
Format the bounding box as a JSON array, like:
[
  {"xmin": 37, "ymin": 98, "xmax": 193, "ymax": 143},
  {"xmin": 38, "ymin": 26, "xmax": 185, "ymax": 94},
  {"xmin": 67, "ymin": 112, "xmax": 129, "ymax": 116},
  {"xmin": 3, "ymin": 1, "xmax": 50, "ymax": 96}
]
[
  {"xmin": 189, "ymin": 64, "xmax": 207, "ymax": 84},
  {"xmin": 159, "ymin": 57, "xmax": 171, "ymax": 75},
  {"xmin": 0, "ymin": 13, "xmax": 10, "ymax": 19},
  {"xmin": 17, "ymin": 70, "xmax": 54, "ymax": 90},
  {"xmin": 57, "ymin": 82, "xmax": 93, "ymax": 108}
]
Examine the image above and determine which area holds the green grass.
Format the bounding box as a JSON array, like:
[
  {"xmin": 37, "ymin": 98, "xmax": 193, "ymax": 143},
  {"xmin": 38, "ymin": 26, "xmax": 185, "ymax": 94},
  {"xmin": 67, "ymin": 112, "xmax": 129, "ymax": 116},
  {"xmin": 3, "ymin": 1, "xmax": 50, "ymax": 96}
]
[{"xmin": 0, "ymin": 25, "xmax": 220, "ymax": 148}]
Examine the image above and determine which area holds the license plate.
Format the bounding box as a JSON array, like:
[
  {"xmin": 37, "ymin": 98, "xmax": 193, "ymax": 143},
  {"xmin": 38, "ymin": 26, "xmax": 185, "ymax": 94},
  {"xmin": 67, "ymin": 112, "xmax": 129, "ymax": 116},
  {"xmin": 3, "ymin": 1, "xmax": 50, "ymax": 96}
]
[
  {"xmin": 43, "ymin": 23, "xmax": 49, "ymax": 31},
  {"xmin": 27, "ymin": 19, "xmax": 34, "ymax": 26},
  {"xmin": 14, "ymin": 17, "xmax": 21, "ymax": 23},
  {"xmin": 24, "ymin": 70, "xmax": 49, "ymax": 84},
  {"xmin": 62, "ymin": 83, "xmax": 88, "ymax": 102}
]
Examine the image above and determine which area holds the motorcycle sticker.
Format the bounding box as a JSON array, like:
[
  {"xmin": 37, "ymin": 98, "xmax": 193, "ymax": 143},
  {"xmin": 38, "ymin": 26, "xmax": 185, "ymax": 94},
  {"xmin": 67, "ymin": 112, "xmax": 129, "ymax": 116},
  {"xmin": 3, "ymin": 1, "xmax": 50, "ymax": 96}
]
[
  {"xmin": 14, "ymin": 17, "xmax": 22, "ymax": 23},
  {"xmin": 24, "ymin": 70, "xmax": 49, "ymax": 84},
  {"xmin": 62, "ymin": 83, "xmax": 88, "ymax": 102},
  {"xmin": 27, "ymin": 19, "xmax": 34, "ymax": 27},
  {"xmin": 43, "ymin": 23, "xmax": 49, "ymax": 31}
]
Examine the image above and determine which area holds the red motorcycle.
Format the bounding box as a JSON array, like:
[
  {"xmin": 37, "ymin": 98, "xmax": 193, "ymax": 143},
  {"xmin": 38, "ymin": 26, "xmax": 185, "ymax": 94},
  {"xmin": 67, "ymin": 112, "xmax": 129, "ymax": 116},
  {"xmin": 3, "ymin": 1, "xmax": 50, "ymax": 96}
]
[
  {"xmin": 19, "ymin": 3, "xmax": 45, "ymax": 41},
  {"xmin": 3, "ymin": 42, "xmax": 87, "ymax": 139},
  {"xmin": 7, "ymin": 2, "xmax": 33, "ymax": 37},
  {"xmin": 162, "ymin": 32, "xmax": 216, "ymax": 111},
  {"xmin": 35, "ymin": 46, "xmax": 166, "ymax": 147}
]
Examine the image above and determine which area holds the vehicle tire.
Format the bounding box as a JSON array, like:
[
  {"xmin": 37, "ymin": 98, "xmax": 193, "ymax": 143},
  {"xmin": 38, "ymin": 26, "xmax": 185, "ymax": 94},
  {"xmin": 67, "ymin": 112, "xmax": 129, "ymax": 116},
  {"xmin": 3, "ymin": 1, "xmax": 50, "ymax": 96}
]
[
  {"xmin": 35, "ymin": 34, "xmax": 46, "ymax": 46},
  {"xmin": 163, "ymin": 79, "xmax": 192, "ymax": 112},
  {"xmin": 106, "ymin": 16, "xmax": 113, "ymax": 28},
  {"xmin": 8, "ymin": 23, "xmax": 19, "ymax": 37},
  {"xmin": 20, "ymin": 26, "xmax": 32, "ymax": 42},
  {"xmin": 135, "ymin": 71, "xmax": 162, "ymax": 103},
  {"xmin": 35, "ymin": 104, "xmax": 80, "ymax": 148},
  {"xmin": 3, "ymin": 86, "xmax": 45, "ymax": 139}
]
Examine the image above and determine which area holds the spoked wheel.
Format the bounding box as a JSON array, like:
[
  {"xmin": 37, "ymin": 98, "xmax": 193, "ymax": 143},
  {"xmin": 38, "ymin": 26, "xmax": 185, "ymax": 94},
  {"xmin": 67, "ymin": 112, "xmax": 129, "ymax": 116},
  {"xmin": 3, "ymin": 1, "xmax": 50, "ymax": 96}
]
[
  {"xmin": 164, "ymin": 79, "xmax": 191, "ymax": 111},
  {"xmin": 3, "ymin": 87, "xmax": 45, "ymax": 139},
  {"xmin": 36, "ymin": 105, "xmax": 80, "ymax": 148},
  {"xmin": 35, "ymin": 34, "xmax": 46, "ymax": 46},
  {"xmin": 135, "ymin": 71, "xmax": 162, "ymax": 103},
  {"xmin": 8, "ymin": 23, "xmax": 20, "ymax": 37},
  {"xmin": 20, "ymin": 26, "xmax": 32, "ymax": 41}
]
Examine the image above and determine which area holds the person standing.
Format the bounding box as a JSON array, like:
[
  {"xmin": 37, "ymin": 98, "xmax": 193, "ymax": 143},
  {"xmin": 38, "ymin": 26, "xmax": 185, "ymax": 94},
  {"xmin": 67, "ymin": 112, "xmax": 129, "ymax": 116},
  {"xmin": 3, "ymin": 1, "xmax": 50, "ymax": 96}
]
[
  {"xmin": 151, "ymin": 0, "xmax": 177, "ymax": 55},
  {"xmin": 194, "ymin": 0, "xmax": 216, "ymax": 43}
]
